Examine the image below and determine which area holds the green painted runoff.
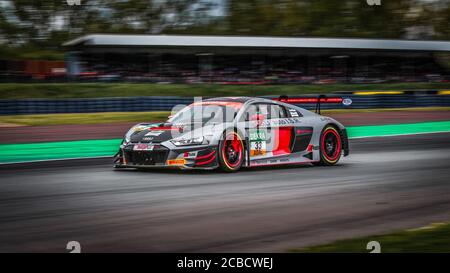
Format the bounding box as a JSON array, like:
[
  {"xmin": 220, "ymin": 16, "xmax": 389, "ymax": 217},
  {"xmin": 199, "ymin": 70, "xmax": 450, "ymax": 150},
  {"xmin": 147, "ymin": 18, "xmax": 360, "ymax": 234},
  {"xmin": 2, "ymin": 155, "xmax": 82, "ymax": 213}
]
[{"xmin": 1, "ymin": 120, "xmax": 450, "ymax": 164}]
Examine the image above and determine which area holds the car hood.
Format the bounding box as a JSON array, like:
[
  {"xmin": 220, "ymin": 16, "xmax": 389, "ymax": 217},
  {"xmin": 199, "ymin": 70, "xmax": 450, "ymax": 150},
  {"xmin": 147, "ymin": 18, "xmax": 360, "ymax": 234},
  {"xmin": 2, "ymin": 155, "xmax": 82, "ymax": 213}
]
[{"xmin": 129, "ymin": 123, "xmax": 222, "ymax": 144}]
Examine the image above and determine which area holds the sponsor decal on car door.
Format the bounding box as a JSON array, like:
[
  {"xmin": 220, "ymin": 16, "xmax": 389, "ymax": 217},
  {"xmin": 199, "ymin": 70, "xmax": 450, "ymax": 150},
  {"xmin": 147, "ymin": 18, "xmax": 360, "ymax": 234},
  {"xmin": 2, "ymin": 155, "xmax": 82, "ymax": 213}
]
[
  {"xmin": 249, "ymin": 129, "xmax": 267, "ymax": 156},
  {"xmin": 247, "ymin": 104, "xmax": 293, "ymax": 159}
]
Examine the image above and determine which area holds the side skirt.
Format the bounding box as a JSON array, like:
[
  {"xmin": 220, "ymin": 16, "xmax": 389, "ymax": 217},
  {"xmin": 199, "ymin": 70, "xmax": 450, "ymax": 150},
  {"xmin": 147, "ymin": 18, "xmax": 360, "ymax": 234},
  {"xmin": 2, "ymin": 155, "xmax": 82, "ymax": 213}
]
[{"xmin": 247, "ymin": 152, "xmax": 318, "ymax": 168}]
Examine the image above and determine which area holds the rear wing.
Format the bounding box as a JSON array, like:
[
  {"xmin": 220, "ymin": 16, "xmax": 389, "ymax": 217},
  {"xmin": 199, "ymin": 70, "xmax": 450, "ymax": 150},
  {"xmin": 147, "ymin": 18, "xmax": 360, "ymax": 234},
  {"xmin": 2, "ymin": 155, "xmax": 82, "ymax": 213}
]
[{"xmin": 273, "ymin": 95, "xmax": 352, "ymax": 114}]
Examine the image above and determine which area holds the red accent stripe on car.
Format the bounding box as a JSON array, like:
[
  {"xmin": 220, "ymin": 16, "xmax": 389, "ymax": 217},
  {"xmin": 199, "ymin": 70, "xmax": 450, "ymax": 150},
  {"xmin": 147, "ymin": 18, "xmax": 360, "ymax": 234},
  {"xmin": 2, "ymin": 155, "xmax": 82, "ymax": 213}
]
[
  {"xmin": 274, "ymin": 97, "xmax": 343, "ymax": 103},
  {"xmin": 296, "ymin": 129, "xmax": 313, "ymax": 134},
  {"xmin": 195, "ymin": 155, "xmax": 217, "ymax": 166},
  {"xmin": 196, "ymin": 150, "xmax": 216, "ymax": 160},
  {"xmin": 272, "ymin": 127, "xmax": 292, "ymax": 156},
  {"xmin": 150, "ymin": 126, "xmax": 179, "ymax": 131}
]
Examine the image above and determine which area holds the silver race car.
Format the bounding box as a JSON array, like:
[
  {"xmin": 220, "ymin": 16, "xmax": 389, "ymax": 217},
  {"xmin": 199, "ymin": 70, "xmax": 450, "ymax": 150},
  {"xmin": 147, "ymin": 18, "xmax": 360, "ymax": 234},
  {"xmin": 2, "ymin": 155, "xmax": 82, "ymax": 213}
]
[{"xmin": 114, "ymin": 96, "xmax": 349, "ymax": 172}]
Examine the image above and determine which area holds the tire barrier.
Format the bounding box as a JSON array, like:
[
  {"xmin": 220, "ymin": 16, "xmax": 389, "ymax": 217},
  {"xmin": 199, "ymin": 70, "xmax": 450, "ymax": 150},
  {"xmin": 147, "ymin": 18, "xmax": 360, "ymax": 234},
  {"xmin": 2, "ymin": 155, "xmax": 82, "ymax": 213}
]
[{"xmin": 1, "ymin": 90, "xmax": 450, "ymax": 115}]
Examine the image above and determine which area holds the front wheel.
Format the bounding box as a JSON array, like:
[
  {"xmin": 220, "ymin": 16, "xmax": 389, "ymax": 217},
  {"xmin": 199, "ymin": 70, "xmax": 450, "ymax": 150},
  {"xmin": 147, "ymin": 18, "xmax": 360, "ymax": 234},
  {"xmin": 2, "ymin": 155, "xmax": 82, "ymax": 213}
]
[
  {"xmin": 218, "ymin": 131, "xmax": 244, "ymax": 172},
  {"xmin": 316, "ymin": 125, "xmax": 342, "ymax": 166}
]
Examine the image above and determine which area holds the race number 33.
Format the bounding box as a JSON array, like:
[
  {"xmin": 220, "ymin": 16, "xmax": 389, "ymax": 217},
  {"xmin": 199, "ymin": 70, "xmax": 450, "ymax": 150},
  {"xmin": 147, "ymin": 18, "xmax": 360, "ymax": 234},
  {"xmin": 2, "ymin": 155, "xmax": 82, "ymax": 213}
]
[{"xmin": 250, "ymin": 140, "xmax": 266, "ymax": 156}]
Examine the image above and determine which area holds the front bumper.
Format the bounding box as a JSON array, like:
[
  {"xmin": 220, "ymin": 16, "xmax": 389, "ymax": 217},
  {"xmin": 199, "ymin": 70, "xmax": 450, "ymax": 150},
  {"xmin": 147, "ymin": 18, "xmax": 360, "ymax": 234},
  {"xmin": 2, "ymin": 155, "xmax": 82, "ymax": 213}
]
[{"xmin": 114, "ymin": 143, "xmax": 219, "ymax": 170}]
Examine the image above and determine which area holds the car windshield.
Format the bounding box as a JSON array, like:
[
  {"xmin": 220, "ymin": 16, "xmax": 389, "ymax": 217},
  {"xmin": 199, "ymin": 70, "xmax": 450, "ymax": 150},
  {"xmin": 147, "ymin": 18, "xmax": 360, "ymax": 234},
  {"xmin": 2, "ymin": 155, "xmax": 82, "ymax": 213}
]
[{"xmin": 168, "ymin": 101, "xmax": 242, "ymax": 125}]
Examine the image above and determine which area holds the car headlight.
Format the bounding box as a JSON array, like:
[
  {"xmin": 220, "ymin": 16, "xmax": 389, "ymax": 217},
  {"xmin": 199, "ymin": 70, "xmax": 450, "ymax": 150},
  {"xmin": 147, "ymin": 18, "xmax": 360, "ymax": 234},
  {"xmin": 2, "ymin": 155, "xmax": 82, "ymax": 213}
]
[
  {"xmin": 171, "ymin": 136, "xmax": 205, "ymax": 146},
  {"xmin": 124, "ymin": 130, "xmax": 134, "ymax": 144}
]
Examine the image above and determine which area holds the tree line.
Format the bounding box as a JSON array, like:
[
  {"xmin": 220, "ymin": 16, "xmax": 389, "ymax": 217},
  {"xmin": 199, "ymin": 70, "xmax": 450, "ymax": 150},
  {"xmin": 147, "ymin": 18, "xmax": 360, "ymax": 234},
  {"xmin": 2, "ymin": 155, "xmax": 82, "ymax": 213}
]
[{"xmin": 0, "ymin": 0, "xmax": 449, "ymax": 59}]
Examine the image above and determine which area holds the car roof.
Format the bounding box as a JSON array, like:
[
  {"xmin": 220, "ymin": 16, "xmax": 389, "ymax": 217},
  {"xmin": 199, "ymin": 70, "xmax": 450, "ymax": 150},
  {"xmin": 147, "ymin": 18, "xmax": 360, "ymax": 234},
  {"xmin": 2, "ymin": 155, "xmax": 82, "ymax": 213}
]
[
  {"xmin": 199, "ymin": 96, "xmax": 314, "ymax": 116},
  {"xmin": 205, "ymin": 96, "xmax": 279, "ymax": 104},
  {"xmin": 204, "ymin": 97, "xmax": 254, "ymax": 103}
]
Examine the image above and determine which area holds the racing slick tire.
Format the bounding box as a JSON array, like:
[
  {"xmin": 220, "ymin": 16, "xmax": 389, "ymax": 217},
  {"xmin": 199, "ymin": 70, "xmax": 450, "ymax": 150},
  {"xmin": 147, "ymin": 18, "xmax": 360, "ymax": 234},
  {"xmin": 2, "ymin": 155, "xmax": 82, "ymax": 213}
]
[
  {"xmin": 316, "ymin": 125, "xmax": 342, "ymax": 166},
  {"xmin": 218, "ymin": 131, "xmax": 245, "ymax": 172}
]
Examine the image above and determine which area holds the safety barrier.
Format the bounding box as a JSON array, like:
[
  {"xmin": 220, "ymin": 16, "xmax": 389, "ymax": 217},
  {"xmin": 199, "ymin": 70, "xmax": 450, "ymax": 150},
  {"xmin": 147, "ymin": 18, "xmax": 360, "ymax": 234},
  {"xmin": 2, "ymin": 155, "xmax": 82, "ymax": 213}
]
[
  {"xmin": 268, "ymin": 90, "xmax": 450, "ymax": 110},
  {"xmin": 0, "ymin": 96, "xmax": 194, "ymax": 115},
  {"xmin": 1, "ymin": 90, "xmax": 450, "ymax": 115}
]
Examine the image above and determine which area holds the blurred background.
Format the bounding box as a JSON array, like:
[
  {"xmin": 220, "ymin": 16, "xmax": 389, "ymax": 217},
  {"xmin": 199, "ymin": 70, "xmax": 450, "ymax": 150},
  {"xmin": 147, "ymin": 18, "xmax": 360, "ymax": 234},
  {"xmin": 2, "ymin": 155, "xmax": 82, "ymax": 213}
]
[{"xmin": 0, "ymin": 0, "xmax": 449, "ymax": 84}]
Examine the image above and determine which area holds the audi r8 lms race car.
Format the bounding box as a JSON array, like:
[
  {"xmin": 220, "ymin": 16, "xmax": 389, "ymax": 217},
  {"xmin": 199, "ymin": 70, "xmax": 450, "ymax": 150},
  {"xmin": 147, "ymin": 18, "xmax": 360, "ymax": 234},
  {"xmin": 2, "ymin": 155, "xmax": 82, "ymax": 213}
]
[{"xmin": 114, "ymin": 96, "xmax": 349, "ymax": 172}]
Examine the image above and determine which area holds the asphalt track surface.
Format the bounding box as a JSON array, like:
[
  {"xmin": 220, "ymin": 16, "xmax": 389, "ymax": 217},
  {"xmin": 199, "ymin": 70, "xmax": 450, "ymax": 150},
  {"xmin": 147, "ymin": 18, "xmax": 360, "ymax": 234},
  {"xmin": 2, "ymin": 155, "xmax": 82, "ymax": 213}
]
[{"xmin": 1, "ymin": 133, "xmax": 450, "ymax": 252}]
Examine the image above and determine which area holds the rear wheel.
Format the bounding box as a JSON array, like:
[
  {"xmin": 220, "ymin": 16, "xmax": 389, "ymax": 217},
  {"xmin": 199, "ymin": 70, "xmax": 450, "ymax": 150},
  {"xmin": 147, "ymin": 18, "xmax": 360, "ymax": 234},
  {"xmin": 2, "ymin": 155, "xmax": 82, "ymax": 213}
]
[
  {"xmin": 218, "ymin": 131, "xmax": 244, "ymax": 172},
  {"xmin": 317, "ymin": 126, "xmax": 342, "ymax": 166}
]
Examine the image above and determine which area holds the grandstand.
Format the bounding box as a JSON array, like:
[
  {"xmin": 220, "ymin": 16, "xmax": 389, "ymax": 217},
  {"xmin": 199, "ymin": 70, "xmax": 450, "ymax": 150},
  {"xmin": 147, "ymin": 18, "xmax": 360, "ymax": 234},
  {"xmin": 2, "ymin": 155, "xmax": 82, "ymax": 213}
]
[{"xmin": 47, "ymin": 35, "xmax": 450, "ymax": 83}]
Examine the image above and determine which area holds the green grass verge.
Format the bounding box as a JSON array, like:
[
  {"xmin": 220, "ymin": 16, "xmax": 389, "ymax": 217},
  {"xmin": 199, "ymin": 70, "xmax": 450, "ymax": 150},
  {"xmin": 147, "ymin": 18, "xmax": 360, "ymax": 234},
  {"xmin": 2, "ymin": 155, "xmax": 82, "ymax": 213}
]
[
  {"xmin": 1, "ymin": 120, "xmax": 450, "ymax": 163},
  {"xmin": 1, "ymin": 82, "xmax": 450, "ymax": 99},
  {"xmin": 290, "ymin": 222, "xmax": 450, "ymax": 253},
  {"xmin": 0, "ymin": 111, "xmax": 170, "ymax": 126}
]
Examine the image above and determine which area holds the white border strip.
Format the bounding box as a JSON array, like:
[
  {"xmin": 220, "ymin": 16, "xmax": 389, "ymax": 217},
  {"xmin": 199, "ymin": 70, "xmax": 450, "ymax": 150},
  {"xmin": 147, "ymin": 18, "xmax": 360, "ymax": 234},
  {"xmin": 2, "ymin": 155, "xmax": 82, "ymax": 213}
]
[{"xmin": 0, "ymin": 156, "xmax": 112, "ymax": 165}]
